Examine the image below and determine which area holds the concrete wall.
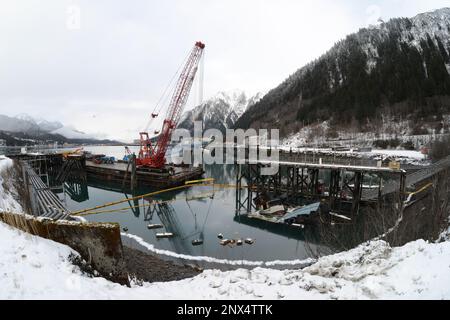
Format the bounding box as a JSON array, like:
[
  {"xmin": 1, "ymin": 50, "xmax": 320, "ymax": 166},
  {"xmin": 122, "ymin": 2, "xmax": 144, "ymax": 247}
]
[{"xmin": 0, "ymin": 212, "xmax": 129, "ymax": 286}]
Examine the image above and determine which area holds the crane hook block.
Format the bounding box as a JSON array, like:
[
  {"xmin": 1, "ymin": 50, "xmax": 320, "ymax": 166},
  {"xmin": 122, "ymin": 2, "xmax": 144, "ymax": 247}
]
[
  {"xmin": 151, "ymin": 113, "xmax": 158, "ymax": 118},
  {"xmin": 195, "ymin": 41, "xmax": 206, "ymax": 49}
]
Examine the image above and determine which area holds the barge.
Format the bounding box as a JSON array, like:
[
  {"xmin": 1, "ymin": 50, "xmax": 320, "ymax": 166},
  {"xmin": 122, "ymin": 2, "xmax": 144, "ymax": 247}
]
[{"xmin": 85, "ymin": 160, "xmax": 204, "ymax": 188}]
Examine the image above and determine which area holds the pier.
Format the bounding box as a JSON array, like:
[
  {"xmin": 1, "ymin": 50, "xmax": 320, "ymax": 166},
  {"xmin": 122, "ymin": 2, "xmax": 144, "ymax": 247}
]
[{"xmin": 235, "ymin": 155, "xmax": 450, "ymax": 217}]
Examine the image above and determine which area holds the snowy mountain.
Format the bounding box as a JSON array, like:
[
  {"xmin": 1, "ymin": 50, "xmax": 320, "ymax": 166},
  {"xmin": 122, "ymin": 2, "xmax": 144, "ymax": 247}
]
[
  {"xmin": 12, "ymin": 114, "xmax": 91, "ymax": 139},
  {"xmin": 50, "ymin": 126, "xmax": 94, "ymax": 140},
  {"xmin": 178, "ymin": 90, "xmax": 265, "ymax": 134},
  {"xmin": 235, "ymin": 7, "xmax": 450, "ymax": 138},
  {"xmin": 1, "ymin": 114, "xmax": 64, "ymax": 134},
  {"xmin": 0, "ymin": 113, "xmax": 115, "ymax": 145},
  {"xmin": 0, "ymin": 115, "xmax": 40, "ymax": 133},
  {"xmin": 35, "ymin": 119, "xmax": 64, "ymax": 132}
]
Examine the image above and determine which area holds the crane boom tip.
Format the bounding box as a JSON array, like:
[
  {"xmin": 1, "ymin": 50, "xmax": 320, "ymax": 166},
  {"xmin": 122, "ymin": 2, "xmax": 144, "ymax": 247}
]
[{"xmin": 195, "ymin": 41, "xmax": 206, "ymax": 49}]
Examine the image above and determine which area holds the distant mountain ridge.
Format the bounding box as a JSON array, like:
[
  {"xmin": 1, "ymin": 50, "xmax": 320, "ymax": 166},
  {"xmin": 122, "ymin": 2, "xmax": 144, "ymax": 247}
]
[
  {"xmin": 178, "ymin": 90, "xmax": 265, "ymax": 134},
  {"xmin": 235, "ymin": 7, "xmax": 450, "ymax": 138},
  {"xmin": 0, "ymin": 113, "xmax": 120, "ymax": 146}
]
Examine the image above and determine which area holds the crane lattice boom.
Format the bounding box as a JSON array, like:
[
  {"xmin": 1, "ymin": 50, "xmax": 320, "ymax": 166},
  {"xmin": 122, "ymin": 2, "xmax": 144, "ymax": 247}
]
[{"xmin": 137, "ymin": 41, "xmax": 205, "ymax": 168}]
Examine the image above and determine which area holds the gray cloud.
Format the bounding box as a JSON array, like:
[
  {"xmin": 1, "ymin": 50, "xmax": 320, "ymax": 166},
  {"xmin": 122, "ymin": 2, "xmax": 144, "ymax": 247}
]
[{"xmin": 0, "ymin": 0, "xmax": 448, "ymax": 141}]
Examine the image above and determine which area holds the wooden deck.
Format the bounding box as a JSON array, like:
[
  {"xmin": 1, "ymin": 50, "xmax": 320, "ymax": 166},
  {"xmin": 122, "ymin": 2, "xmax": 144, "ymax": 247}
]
[{"xmin": 85, "ymin": 160, "xmax": 204, "ymax": 188}]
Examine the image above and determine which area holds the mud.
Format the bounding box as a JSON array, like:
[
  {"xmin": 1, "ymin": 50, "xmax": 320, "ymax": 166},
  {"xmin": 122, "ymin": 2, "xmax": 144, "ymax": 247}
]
[{"xmin": 123, "ymin": 246, "xmax": 201, "ymax": 283}]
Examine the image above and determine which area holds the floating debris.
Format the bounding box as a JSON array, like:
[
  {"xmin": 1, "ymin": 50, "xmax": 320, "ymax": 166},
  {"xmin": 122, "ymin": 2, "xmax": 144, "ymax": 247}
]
[
  {"xmin": 217, "ymin": 233, "xmax": 224, "ymax": 239},
  {"xmin": 236, "ymin": 239, "xmax": 243, "ymax": 246},
  {"xmin": 147, "ymin": 224, "xmax": 164, "ymax": 230},
  {"xmin": 156, "ymin": 232, "xmax": 174, "ymax": 239},
  {"xmin": 191, "ymin": 239, "xmax": 204, "ymax": 246},
  {"xmin": 329, "ymin": 212, "xmax": 352, "ymax": 221},
  {"xmin": 122, "ymin": 227, "xmax": 128, "ymax": 232},
  {"xmin": 220, "ymin": 239, "xmax": 231, "ymax": 246},
  {"xmin": 184, "ymin": 263, "xmax": 204, "ymax": 272},
  {"xmin": 244, "ymin": 238, "xmax": 254, "ymax": 245}
]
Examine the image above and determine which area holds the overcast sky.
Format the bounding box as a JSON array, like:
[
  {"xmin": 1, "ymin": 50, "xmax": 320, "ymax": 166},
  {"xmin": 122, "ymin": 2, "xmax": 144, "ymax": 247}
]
[{"xmin": 0, "ymin": 0, "xmax": 449, "ymax": 142}]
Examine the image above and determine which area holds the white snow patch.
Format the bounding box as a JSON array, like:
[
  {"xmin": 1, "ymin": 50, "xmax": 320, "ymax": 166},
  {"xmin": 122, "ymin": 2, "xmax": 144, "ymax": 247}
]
[
  {"xmin": 0, "ymin": 156, "xmax": 23, "ymax": 213},
  {"xmin": 2, "ymin": 223, "xmax": 450, "ymax": 299},
  {"xmin": 369, "ymin": 149, "xmax": 425, "ymax": 160}
]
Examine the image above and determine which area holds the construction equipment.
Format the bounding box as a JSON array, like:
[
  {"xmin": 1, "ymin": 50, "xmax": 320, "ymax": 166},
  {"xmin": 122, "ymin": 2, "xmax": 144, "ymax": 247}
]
[
  {"xmin": 123, "ymin": 146, "xmax": 133, "ymax": 162},
  {"xmin": 93, "ymin": 155, "xmax": 115, "ymax": 165},
  {"xmin": 137, "ymin": 41, "xmax": 205, "ymax": 168},
  {"xmin": 62, "ymin": 148, "xmax": 84, "ymax": 158}
]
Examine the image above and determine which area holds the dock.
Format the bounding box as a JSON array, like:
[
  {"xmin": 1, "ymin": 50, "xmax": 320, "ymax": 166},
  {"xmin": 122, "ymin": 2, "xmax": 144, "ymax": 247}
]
[{"xmin": 235, "ymin": 155, "xmax": 450, "ymax": 217}]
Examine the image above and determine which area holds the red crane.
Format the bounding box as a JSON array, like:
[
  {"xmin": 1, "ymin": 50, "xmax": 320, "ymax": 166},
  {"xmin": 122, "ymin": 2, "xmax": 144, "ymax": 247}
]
[{"xmin": 137, "ymin": 41, "xmax": 205, "ymax": 168}]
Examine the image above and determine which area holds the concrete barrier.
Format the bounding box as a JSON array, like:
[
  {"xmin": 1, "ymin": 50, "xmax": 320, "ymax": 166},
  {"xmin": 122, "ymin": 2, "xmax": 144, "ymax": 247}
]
[{"xmin": 0, "ymin": 212, "xmax": 129, "ymax": 286}]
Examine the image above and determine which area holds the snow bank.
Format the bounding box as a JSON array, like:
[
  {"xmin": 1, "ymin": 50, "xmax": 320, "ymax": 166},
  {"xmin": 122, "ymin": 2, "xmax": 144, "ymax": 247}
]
[
  {"xmin": 370, "ymin": 149, "xmax": 425, "ymax": 161},
  {"xmin": 122, "ymin": 233, "xmax": 315, "ymax": 268},
  {"xmin": 2, "ymin": 219, "xmax": 450, "ymax": 299},
  {"xmin": 0, "ymin": 156, "xmax": 23, "ymax": 213}
]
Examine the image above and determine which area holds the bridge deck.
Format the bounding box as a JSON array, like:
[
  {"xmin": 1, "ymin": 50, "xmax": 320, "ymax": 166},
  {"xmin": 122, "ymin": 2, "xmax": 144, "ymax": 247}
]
[{"xmin": 245, "ymin": 159, "xmax": 406, "ymax": 174}]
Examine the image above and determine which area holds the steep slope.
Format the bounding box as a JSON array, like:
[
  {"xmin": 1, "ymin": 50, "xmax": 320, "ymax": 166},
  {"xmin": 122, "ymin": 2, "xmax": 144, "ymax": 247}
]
[
  {"xmin": 178, "ymin": 90, "xmax": 264, "ymax": 134},
  {"xmin": 235, "ymin": 7, "xmax": 450, "ymax": 138}
]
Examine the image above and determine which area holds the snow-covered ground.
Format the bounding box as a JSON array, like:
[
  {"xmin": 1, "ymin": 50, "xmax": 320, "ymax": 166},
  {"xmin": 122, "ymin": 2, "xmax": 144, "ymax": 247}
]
[
  {"xmin": 0, "ymin": 156, "xmax": 23, "ymax": 213},
  {"xmin": 277, "ymin": 145, "xmax": 427, "ymax": 164},
  {"xmin": 369, "ymin": 149, "xmax": 425, "ymax": 161},
  {"xmin": 281, "ymin": 116, "xmax": 450, "ymax": 162},
  {"xmin": 1, "ymin": 220, "xmax": 450, "ymax": 300},
  {"xmin": 1, "ymin": 156, "xmax": 449, "ymax": 300}
]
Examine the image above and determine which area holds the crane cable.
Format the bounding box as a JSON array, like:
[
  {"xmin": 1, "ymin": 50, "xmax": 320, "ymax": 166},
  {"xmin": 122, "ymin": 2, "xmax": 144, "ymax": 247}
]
[
  {"xmin": 143, "ymin": 48, "xmax": 193, "ymax": 133},
  {"xmin": 182, "ymin": 188, "xmax": 214, "ymax": 240}
]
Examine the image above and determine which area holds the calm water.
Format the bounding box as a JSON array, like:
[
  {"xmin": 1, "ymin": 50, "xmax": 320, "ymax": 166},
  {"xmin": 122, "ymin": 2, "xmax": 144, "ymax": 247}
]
[{"xmin": 64, "ymin": 146, "xmax": 324, "ymax": 262}]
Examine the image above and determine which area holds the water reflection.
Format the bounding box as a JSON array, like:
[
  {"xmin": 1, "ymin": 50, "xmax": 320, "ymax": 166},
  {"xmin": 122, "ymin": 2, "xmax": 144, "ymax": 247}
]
[
  {"xmin": 64, "ymin": 180, "xmax": 89, "ymax": 203},
  {"xmin": 62, "ymin": 164, "xmax": 321, "ymax": 262}
]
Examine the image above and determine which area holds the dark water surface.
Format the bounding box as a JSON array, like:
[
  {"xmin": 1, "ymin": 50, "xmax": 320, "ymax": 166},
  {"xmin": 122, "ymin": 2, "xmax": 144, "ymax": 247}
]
[{"xmin": 64, "ymin": 146, "xmax": 325, "ymax": 263}]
